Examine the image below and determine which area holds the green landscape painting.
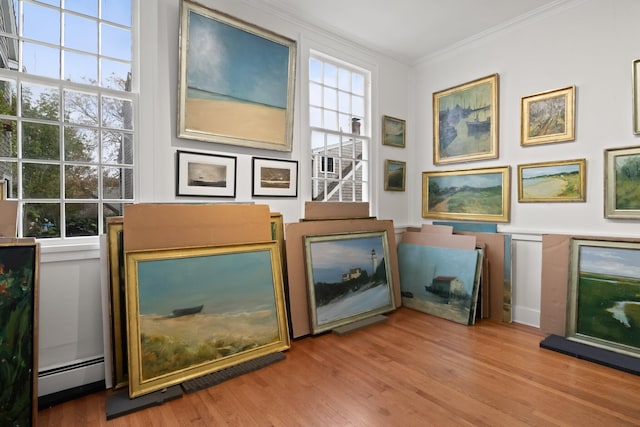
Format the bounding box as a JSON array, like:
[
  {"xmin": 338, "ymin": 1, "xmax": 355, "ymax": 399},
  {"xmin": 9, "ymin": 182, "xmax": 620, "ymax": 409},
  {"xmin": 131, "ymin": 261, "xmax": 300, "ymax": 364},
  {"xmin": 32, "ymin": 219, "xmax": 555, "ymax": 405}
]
[
  {"xmin": 573, "ymin": 242, "xmax": 640, "ymax": 353},
  {"xmin": 615, "ymin": 154, "xmax": 640, "ymax": 209}
]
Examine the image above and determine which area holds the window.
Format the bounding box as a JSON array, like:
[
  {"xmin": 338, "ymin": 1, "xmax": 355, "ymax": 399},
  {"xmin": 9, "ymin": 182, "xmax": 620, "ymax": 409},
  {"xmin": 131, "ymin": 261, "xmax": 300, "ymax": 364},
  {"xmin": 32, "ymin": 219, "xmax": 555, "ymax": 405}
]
[
  {"xmin": 309, "ymin": 52, "xmax": 370, "ymax": 202},
  {"xmin": 0, "ymin": 0, "xmax": 135, "ymax": 239}
]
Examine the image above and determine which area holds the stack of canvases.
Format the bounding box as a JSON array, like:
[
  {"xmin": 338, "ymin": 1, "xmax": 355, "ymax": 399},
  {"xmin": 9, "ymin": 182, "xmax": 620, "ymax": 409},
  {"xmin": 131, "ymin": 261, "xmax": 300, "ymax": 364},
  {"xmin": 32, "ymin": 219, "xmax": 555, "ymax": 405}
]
[{"xmin": 397, "ymin": 224, "xmax": 501, "ymax": 326}]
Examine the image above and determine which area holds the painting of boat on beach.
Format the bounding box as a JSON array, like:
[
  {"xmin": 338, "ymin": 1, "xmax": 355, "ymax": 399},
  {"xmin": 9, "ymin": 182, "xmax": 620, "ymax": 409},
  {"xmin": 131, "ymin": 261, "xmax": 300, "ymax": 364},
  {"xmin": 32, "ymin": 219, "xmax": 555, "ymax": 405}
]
[
  {"xmin": 422, "ymin": 166, "xmax": 510, "ymax": 222},
  {"xmin": 304, "ymin": 231, "xmax": 396, "ymax": 334},
  {"xmin": 178, "ymin": 1, "xmax": 296, "ymax": 151},
  {"xmin": 433, "ymin": 74, "xmax": 498, "ymax": 165},
  {"xmin": 125, "ymin": 242, "xmax": 290, "ymax": 398},
  {"xmin": 518, "ymin": 159, "xmax": 585, "ymax": 202},
  {"xmin": 567, "ymin": 239, "xmax": 640, "ymax": 358}
]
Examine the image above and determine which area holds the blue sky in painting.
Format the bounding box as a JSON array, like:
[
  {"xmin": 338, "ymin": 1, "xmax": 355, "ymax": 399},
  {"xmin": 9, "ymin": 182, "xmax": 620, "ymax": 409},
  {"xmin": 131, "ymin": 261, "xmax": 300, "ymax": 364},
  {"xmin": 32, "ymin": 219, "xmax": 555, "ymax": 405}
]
[
  {"xmin": 309, "ymin": 236, "xmax": 385, "ymax": 284},
  {"xmin": 522, "ymin": 164, "xmax": 578, "ymax": 179},
  {"xmin": 187, "ymin": 11, "xmax": 290, "ymax": 108},
  {"xmin": 580, "ymin": 246, "xmax": 640, "ymax": 279},
  {"xmin": 136, "ymin": 249, "xmax": 276, "ymax": 316},
  {"xmin": 433, "ymin": 172, "xmax": 502, "ymax": 189}
]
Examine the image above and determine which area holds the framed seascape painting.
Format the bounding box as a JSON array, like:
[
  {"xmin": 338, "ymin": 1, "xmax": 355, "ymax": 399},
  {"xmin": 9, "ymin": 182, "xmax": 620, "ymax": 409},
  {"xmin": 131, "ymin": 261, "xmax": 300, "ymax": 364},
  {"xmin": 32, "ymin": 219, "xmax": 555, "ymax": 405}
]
[
  {"xmin": 0, "ymin": 240, "xmax": 39, "ymax": 426},
  {"xmin": 567, "ymin": 239, "xmax": 640, "ymax": 358},
  {"xmin": 106, "ymin": 217, "xmax": 128, "ymax": 389},
  {"xmin": 422, "ymin": 166, "xmax": 510, "ymax": 222},
  {"xmin": 252, "ymin": 157, "xmax": 298, "ymax": 197},
  {"xmin": 382, "ymin": 115, "xmax": 406, "ymax": 148},
  {"xmin": 384, "ymin": 159, "xmax": 406, "ymax": 191},
  {"xmin": 433, "ymin": 74, "xmax": 499, "ymax": 165},
  {"xmin": 176, "ymin": 150, "xmax": 236, "ymax": 198},
  {"xmin": 125, "ymin": 242, "xmax": 290, "ymax": 398},
  {"xmin": 521, "ymin": 86, "xmax": 575, "ymax": 146},
  {"xmin": 604, "ymin": 146, "xmax": 640, "ymax": 219},
  {"xmin": 178, "ymin": 0, "xmax": 296, "ymax": 152},
  {"xmin": 303, "ymin": 231, "xmax": 396, "ymax": 334},
  {"xmin": 517, "ymin": 158, "xmax": 586, "ymax": 202}
]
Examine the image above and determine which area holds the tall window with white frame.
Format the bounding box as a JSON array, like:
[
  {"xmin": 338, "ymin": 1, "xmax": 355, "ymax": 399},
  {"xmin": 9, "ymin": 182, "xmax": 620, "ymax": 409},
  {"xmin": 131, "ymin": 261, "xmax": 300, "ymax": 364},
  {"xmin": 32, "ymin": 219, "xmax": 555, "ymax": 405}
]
[
  {"xmin": 309, "ymin": 52, "xmax": 370, "ymax": 202},
  {"xmin": 0, "ymin": 0, "xmax": 135, "ymax": 239}
]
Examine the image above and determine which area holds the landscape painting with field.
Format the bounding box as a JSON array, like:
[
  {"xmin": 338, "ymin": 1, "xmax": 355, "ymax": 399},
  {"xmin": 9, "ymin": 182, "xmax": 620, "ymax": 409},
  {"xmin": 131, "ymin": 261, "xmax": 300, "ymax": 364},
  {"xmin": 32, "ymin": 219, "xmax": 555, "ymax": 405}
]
[
  {"xmin": 569, "ymin": 240, "xmax": 640, "ymax": 356},
  {"xmin": 423, "ymin": 167, "xmax": 509, "ymax": 222},
  {"xmin": 519, "ymin": 160, "xmax": 584, "ymax": 202},
  {"xmin": 615, "ymin": 153, "xmax": 640, "ymax": 210}
]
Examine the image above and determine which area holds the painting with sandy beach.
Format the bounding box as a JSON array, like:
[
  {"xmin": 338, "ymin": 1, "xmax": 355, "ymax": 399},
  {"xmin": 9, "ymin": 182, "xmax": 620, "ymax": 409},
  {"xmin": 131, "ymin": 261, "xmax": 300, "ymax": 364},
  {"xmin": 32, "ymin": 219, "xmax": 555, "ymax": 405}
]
[
  {"xmin": 125, "ymin": 242, "xmax": 290, "ymax": 398},
  {"xmin": 518, "ymin": 159, "xmax": 585, "ymax": 202},
  {"xmin": 178, "ymin": 1, "xmax": 296, "ymax": 151},
  {"xmin": 567, "ymin": 239, "xmax": 640, "ymax": 358}
]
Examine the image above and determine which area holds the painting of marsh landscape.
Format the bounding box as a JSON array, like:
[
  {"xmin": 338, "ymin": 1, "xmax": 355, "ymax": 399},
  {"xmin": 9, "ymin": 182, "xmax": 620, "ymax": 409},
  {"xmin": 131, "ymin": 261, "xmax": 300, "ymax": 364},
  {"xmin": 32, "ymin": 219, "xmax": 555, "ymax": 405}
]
[
  {"xmin": 605, "ymin": 146, "xmax": 640, "ymax": 218},
  {"xmin": 518, "ymin": 159, "xmax": 585, "ymax": 202},
  {"xmin": 384, "ymin": 160, "xmax": 405, "ymax": 191},
  {"xmin": 125, "ymin": 243, "xmax": 290, "ymax": 398},
  {"xmin": 422, "ymin": 166, "xmax": 510, "ymax": 222},
  {"xmin": 0, "ymin": 242, "xmax": 38, "ymax": 426},
  {"xmin": 568, "ymin": 240, "xmax": 640, "ymax": 356},
  {"xmin": 304, "ymin": 231, "xmax": 395, "ymax": 334},
  {"xmin": 397, "ymin": 243, "xmax": 481, "ymax": 325},
  {"xmin": 433, "ymin": 74, "xmax": 498, "ymax": 164},
  {"xmin": 178, "ymin": 1, "xmax": 296, "ymax": 151}
]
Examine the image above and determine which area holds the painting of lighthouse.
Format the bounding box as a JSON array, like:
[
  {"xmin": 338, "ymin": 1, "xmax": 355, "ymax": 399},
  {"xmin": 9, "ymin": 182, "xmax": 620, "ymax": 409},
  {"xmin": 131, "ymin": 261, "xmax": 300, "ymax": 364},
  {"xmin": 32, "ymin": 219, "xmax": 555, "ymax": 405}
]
[{"xmin": 304, "ymin": 231, "xmax": 396, "ymax": 334}]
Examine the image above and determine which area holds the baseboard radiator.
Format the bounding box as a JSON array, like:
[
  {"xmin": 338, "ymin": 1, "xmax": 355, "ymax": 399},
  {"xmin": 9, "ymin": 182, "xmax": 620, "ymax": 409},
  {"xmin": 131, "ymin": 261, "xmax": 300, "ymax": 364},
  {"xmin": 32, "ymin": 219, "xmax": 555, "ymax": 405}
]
[{"xmin": 38, "ymin": 356, "xmax": 106, "ymax": 409}]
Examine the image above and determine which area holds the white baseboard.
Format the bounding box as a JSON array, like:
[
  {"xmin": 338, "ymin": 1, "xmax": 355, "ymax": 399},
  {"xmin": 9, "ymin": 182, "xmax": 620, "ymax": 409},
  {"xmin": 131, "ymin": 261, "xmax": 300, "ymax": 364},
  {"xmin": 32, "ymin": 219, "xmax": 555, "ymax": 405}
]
[{"xmin": 38, "ymin": 358, "xmax": 105, "ymax": 397}]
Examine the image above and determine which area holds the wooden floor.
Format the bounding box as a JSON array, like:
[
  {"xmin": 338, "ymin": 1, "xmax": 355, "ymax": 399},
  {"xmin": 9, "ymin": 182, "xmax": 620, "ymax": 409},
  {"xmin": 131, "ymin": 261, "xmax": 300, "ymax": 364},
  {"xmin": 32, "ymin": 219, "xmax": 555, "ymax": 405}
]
[{"xmin": 38, "ymin": 308, "xmax": 640, "ymax": 426}]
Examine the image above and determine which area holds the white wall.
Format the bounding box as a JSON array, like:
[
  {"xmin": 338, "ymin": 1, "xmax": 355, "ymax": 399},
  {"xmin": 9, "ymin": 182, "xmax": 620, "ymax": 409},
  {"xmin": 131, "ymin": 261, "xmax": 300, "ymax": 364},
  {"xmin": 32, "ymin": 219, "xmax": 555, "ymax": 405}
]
[
  {"xmin": 37, "ymin": 0, "xmax": 410, "ymax": 395},
  {"xmin": 410, "ymin": 0, "xmax": 640, "ymax": 325}
]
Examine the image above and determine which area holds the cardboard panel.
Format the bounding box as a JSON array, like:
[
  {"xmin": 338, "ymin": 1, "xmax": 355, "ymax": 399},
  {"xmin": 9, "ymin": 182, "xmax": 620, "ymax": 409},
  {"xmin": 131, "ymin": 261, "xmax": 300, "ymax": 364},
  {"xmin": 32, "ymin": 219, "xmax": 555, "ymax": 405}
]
[
  {"xmin": 540, "ymin": 234, "xmax": 571, "ymax": 335},
  {"xmin": 123, "ymin": 204, "xmax": 272, "ymax": 252},
  {"xmin": 304, "ymin": 202, "xmax": 370, "ymax": 220},
  {"xmin": 0, "ymin": 200, "xmax": 18, "ymax": 238},
  {"xmin": 420, "ymin": 224, "xmax": 453, "ymax": 234},
  {"xmin": 285, "ymin": 218, "xmax": 401, "ymax": 338},
  {"xmin": 401, "ymin": 231, "xmax": 476, "ymax": 250}
]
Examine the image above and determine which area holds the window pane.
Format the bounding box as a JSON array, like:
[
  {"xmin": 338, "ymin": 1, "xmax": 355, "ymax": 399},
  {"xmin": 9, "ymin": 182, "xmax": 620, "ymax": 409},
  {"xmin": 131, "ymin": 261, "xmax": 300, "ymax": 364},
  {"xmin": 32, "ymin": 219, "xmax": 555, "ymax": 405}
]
[
  {"xmin": 338, "ymin": 91, "xmax": 350, "ymax": 113},
  {"xmin": 322, "ymin": 110, "xmax": 337, "ymax": 131},
  {"xmin": 22, "ymin": 42, "xmax": 60, "ymax": 79},
  {"xmin": 0, "ymin": 161, "xmax": 17, "ymax": 197},
  {"xmin": 22, "ymin": 122, "xmax": 59, "ymax": 160},
  {"xmin": 0, "ymin": 79, "xmax": 17, "ymax": 114},
  {"xmin": 309, "ymin": 106, "xmax": 321, "ymax": 128},
  {"xmin": 309, "ymin": 82, "xmax": 321, "ymax": 106},
  {"xmin": 311, "ymin": 130, "xmax": 324, "ymax": 151},
  {"xmin": 23, "ymin": 202, "xmax": 60, "ymax": 238},
  {"xmin": 65, "ymin": 0, "xmax": 98, "ymax": 16},
  {"xmin": 64, "ymin": 51, "xmax": 97, "ymax": 84},
  {"xmin": 21, "ymin": 82, "xmax": 60, "ymax": 120},
  {"xmin": 23, "ymin": 2, "xmax": 60, "ymax": 44},
  {"xmin": 65, "ymin": 202, "xmax": 98, "ymax": 237},
  {"xmin": 323, "ymin": 63, "xmax": 337, "ymax": 87},
  {"xmin": 339, "ymin": 113, "xmax": 351, "ymax": 134},
  {"xmin": 323, "ymin": 87, "xmax": 337, "ymax": 110},
  {"xmin": 64, "ymin": 13, "xmax": 97, "ymax": 53},
  {"xmin": 64, "ymin": 90, "xmax": 98, "ymax": 125},
  {"xmin": 102, "ymin": 0, "xmax": 131, "ymax": 26},
  {"xmin": 309, "ymin": 58, "xmax": 322, "ymax": 83},
  {"xmin": 0, "ymin": 119, "xmax": 17, "ymax": 160},
  {"xmin": 65, "ymin": 164, "xmax": 98, "ymax": 198},
  {"xmin": 102, "ymin": 166, "xmax": 132, "ymax": 199},
  {"xmin": 23, "ymin": 162, "xmax": 60, "ymax": 198},
  {"xmin": 37, "ymin": 0, "xmax": 60, "ymax": 6},
  {"xmin": 64, "ymin": 126, "xmax": 98, "ymax": 162},
  {"xmin": 102, "ymin": 130, "xmax": 132, "ymax": 164},
  {"xmin": 101, "ymin": 59, "xmax": 130, "ymax": 91},
  {"xmin": 100, "ymin": 23, "xmax": 131, "ymax": 60},
  {"xmin": 352, "ymin": 73, "xmax": 364, "ymax": 96},
  {"xmin": 352, "ymin": 95, "xmax": 364, "ymax": 117},
  {"xmin": 338, "ymin": 68, "xmax": 350, "ymax": 91},
  {"xmin": 102, "ymin": 95, "xmax": 132, "ymax": 129},
  {"xmin": 103, "ymin": 201, "xmax": 125, "ymax": 219}
]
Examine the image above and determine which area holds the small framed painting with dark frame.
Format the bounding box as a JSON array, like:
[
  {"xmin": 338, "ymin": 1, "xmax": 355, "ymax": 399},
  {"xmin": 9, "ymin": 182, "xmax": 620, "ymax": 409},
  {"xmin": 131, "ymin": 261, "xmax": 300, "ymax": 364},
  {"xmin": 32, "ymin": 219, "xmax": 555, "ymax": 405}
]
[
  {"xmin": 303, "ymin": 230, "xmax": 396, "ymax": 335},
  {"xmin": 382, "ymin": 115, "xmax": 406, "ymax": 148},
  {"xmin": 176, "ymin": 150, "xmax": 236, "ymax": 198},
  {"xmin": 252, "ymin": 157, "xmax": 298, "ymax": 197}
]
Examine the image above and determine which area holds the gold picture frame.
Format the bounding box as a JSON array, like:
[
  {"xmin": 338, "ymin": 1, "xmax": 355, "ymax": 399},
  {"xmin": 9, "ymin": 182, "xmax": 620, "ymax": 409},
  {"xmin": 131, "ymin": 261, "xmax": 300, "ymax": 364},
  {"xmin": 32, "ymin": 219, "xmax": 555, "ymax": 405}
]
[
  {"xmin": 177, "ymin": 0, "xmax": 296, "ymax": 152},
  {"xmin": 604, "ymin": 145, "xmax": 640, "ymax": 219},
  {"xmin": 422, "ymin": 166, "xmax": 510, "ymax": 222},
  {"xmin": 517, "ymin": 159, "xmax": 586, "ymax": 203},
  {"xmin": 384, "ymin": 159, "xmax": 406, "ymax": 191},
  {"xmin": 0, "ymin": 179, "xmax": 5, "ymax": 200},
  {"xmin": 521, "ymin": 86, "xmax": 575, "ymax": 146},
  {"xmin": 125, "ymin": 242, "xmax": 290, "ymax": 398},
  {"xmin": 382, "ymin": 115, "xmax": 406, "ymax": 148},
  {"xmin": 433, "ymin": 74, "xmax": 499, "ymax": 165}
]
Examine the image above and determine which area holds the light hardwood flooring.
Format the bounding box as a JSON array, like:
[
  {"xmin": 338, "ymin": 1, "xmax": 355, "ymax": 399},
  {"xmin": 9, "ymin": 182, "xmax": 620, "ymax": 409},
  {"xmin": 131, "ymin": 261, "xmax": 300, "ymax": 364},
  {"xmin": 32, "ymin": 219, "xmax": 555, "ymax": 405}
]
[{"xmin": 37, "ymin": 307, "xmax": 640, "ymax": 426}]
